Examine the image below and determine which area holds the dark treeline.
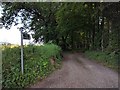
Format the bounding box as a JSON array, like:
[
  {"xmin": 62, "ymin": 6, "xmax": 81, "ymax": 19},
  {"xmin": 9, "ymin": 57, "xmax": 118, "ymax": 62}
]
[{"xmin": 2, "ymin": 2, "xmax": 120, "ymax": 53}]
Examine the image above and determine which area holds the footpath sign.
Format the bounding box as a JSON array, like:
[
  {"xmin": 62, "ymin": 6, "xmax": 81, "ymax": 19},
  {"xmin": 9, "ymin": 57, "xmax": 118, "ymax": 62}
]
[{"xmin": 23, "ymin": 33, "xmax": 31, "ymax": 40}]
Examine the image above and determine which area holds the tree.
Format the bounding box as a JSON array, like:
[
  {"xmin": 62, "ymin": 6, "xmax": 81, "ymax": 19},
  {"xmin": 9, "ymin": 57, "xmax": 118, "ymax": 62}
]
[
  {"xmin": 2, "ymin": 2, "xmax": 60, "ymax": 43},
  {"xmin": 2, "ymin": 2, "xmax": 120, "ymax": 52}
]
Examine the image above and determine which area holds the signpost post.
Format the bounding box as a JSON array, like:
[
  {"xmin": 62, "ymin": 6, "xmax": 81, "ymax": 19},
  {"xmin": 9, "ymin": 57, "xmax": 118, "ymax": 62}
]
[
  {"xmin": 0, "ymin": 17, "xmax": 2, "ymax": 90},
  {"xmin": 19, "ymin": 27, "xmax": 31, "ymax": 74},
  {"xmin": 20, "ymin": 27, "xmax": 24, "ymax": 74}
]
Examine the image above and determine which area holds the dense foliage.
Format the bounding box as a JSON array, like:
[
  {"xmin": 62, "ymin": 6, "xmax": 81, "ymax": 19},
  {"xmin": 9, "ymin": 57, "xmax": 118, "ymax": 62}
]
[
  {"xmin": 2, "ymin": 44, "xmax": 62, "ymax": 88},
  {"xmin": 85, "ymin": 51, "xmax": 118, "ymax": 71},
  {"xmin": 1, "ymin": 2, "xmax": 120, "ymax": 52},
  {"xmin": 1, "ymin": 2, "xmax": 120, "ymax": 86}
]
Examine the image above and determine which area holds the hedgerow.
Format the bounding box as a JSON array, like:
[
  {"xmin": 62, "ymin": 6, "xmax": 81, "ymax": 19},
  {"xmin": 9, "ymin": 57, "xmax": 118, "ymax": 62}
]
[{"xmin": 2, "ymin": 44, "xmax": 62, "ymax": 88}]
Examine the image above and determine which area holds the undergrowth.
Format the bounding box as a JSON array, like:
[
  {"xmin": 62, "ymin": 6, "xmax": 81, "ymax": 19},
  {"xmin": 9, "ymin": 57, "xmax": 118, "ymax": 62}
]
[
  {"xmin": 2, "ymin": 44, "xmax": 62, "ymax": 88},
  {"xmin": 85, "ymin": 51, "xmax": 118, "ymax": 71}
]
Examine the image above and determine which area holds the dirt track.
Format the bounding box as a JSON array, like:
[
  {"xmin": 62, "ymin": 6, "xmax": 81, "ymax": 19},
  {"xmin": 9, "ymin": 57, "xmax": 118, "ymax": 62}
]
[{"xmin": 31, "ymin": 53, "xmax": 118, "ymax": 88}]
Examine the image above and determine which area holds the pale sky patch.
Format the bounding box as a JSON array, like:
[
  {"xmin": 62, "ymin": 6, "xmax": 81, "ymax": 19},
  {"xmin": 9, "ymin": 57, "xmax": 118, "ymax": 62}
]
[
  {"xmin": 0, "ymin": 5, "xmax": 34, "ymax": 45},
  {"xmin": 0, "ymin": 25, "xmax": 34, "ymax": 45}
]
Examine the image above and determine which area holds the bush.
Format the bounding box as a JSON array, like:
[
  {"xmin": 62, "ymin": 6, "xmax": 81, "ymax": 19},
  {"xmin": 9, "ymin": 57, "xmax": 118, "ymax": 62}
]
[
  {"xmin": 2, "ymin": 44, "xmax": 62, "ymax": 88},
  {"xmin": 85, "ymin": 51, "xmax": 118, "ymax": 71}
]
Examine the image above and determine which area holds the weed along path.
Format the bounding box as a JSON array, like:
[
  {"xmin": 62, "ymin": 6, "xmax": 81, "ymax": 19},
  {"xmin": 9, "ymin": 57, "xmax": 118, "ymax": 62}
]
[{"xmin": 30, "ymin": 53, "xmax": 118, "ymax": 88}]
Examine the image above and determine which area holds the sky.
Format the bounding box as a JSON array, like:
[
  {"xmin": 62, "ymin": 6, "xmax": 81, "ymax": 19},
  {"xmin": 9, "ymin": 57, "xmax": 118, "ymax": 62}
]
[
  {"xmin": 0, "ymin": 26, "xmax": 34, "ymax": 45},
  {"xmin": 0, "ymin": 6, "xmax": 34, "ymax": 45}
]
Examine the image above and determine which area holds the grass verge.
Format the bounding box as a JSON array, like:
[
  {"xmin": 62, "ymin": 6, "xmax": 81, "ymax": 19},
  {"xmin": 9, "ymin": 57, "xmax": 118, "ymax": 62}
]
[{"xmin": 85, "ymin": 51, "xmax": 118, "ymax": 71}]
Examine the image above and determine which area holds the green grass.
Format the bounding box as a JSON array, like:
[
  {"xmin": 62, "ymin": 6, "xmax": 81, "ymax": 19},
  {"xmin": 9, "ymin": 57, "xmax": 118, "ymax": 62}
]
[
  {"xmin": 85, "ymin": 51, "xmax": 118, "ymax": 71},
  {"xmin": 2, "ymin": 44, "xmax": 62, "ymax": 88}
]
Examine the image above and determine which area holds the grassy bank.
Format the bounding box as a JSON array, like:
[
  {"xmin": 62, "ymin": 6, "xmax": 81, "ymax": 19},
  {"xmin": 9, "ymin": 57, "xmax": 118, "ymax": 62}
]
[
  {"xmin": 85, "ymin": 51, "xmax": 118, "ymax": 71},
  {"xmin": 2, "ymin": 44, "xmax": 62, "ymax": 88}
]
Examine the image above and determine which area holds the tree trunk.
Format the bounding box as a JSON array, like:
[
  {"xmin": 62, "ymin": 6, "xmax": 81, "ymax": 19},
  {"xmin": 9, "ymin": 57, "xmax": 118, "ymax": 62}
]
[{"xmin": 101, "ymin": 16, "xmax": 104, "ymax": 52}]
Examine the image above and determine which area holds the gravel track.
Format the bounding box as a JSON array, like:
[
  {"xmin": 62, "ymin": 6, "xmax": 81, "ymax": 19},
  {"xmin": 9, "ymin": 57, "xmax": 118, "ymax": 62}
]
[{"xmin": 30, "ymin": 52, "xmax": 118, "ymax": 88}]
